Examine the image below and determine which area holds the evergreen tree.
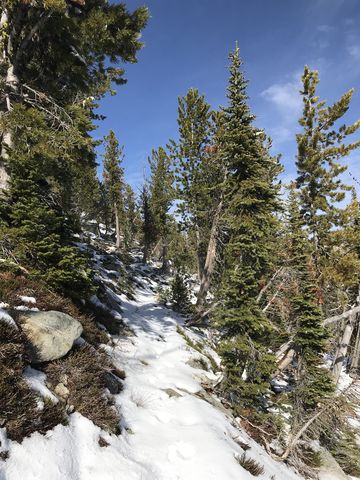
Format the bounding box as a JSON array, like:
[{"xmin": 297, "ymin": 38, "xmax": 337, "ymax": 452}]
[
  {"xmin": 172, "ymin": 88, "xmax": 213, "ymax": 276},
  {"xmin": 140, "ymin": 184, "xmax": 155, "ymax": 263},
  {"xmin": 170, "ymin": 272, "xmax": 192, "ymax": 313},
  {"xmin": 296, "ymin": 66, "xmax": 360, "ymax": 282},
  {"xmin": 124, "ymin": 183, "xmax": 139, "ymax": 250},
  {"xmin": 0, "ymin": 0, "xmax": 148, "ymax": 189},
  {"xmin": 286, "ymin": 185, "xmax": 333, "ymax": 411},
  {"xmin": 0, "ymin": 106, "xmax": 93, "ymax": 298},
  {"xmin": 102, "ymin": 131, "xmax": 125, "ymax": 250},
  {"xmin": 148, "ymin": 147, "xmax": 174, "ymax": 272},
  {"xmin": 214, "ymin": 46, "xmax": 281, "ymax": 407}
]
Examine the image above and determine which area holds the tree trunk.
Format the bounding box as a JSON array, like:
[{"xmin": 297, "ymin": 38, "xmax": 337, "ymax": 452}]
[
  {"xmin": 332, "ymin": 315, "xmax": 356, "ymax": 384},
  {"xmin": 114, "ymin": 203, "xmax": 121, "ymax": 250},
  {"xmin": 350, "ymin": 323, "xmax": 360, "ymax": 376},
  {"xmin": 142, "ymin": 242, "xmax": 149, "ymax": 264},
  {"xmin": 161, "ymin": 236, "xmax": 169, "ymax": 273},
  {"xmin": 196, "ymin": 199, "xmax": 223, "ymax": 307},
  {"xmin": 195, "ymin": 226, "xmax": 205, "ymax": 283}
]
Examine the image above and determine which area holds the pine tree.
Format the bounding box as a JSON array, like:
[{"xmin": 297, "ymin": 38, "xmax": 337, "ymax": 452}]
[
  {"xmin": 140, "ymin": 184, "xmax": 155, "ymax": 263},
  {"xmin": 0, "ymin": 0, "xmax": 148, "ymax": 189},
  {"xmin": 286, "ymin": 185, "xmax": 333, "ymax": 411},
  {"xmin": 0, "ymin": 106, "xmax": 93, "ymax": 298},
  {"xmin": 172, "ymin": 89, "xmax": 226, "ymax": 307},
  {"xmin": 172, "ymin": 89, "xmax": 212, "ymax": 275},
  {"xmin": 102, "ymin": 131, "xmax": 125, "ymax": 250},
  {"xmin": 123, "ymin": 183, "xmax": 139, "ymax": 250},
  {"xmin": 296, "ymin": 66, "xmax": 360, "ymax": 283},
  {"xmin": 148, "ymin": 147, "xmax": 174, "ymax": 272},
  {"xmin": 170, "ymin": 272, "xmax": 192, "ymax": 314},
  {"xmin": 214, "ymin": 46, "xmax": 281, "ymax": 407}
]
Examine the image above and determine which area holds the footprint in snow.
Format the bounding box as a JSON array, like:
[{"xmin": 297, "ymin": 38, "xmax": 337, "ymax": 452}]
[{"xmin": 167, "ymin": 442, "xmax": 196, "ymax": 462}]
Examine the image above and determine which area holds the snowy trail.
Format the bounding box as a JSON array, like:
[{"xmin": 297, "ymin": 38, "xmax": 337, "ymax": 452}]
[{"xmin": 1, "ymin": 274, "xmax": 301, "ymax": 480}]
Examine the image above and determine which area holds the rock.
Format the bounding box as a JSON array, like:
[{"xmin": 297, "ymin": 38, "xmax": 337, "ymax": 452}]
[
  {"xmin": 162, "ymin": 388, "xmax": 182, "ymax": 398},
  {"xmin": 19, "ymin": 310, "xmax": 83, "ymax": 363},
  {"xmin": 104, "ymin": 372, "xmax": 123, "ymax": 394},
  {"xmin": 54, "ymin": 382, "xmax": 70, "ymax": 399}
]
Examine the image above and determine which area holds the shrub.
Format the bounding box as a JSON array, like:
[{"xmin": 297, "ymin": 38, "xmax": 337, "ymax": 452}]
[
  {"xmin": 170, "ymin": 273, "xmax": 192, "ymax": 313},
  {"xmin": 156, "ymin": 285, "xmax": 171, "ymax": 306},
  {"xmin": 235, "ymin": 453, "xmax": 265, "ymax": 476}
]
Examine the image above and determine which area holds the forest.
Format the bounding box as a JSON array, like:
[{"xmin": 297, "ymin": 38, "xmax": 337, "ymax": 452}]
[{"xmin": 0, "ymin": 1, "xmax": 360, "ymax": 479}]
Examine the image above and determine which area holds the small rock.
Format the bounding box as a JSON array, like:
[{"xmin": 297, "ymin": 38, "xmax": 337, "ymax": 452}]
[
  {"xmin": 104, "ymin": 372, "xmax": 123, "ymax": 394},
  {"xmin": 162, "ymin": 388, "xmax": 182, "ymax": 398},
  {"xmin": 54, "ymin": 383, "xmax": 70, "ymax": 399}
]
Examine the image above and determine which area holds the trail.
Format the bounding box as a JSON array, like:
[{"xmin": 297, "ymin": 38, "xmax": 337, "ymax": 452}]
[{"xmin": 1, "ymin": 265, "xmax": 301, "ymax": 480}]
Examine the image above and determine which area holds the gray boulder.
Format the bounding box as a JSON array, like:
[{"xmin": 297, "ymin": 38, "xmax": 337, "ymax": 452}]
[{"xmin": 19, "ymin": 310, "xmax": 83, "ymax": 363}]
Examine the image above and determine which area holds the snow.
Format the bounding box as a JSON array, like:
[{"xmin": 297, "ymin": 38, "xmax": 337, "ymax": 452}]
[
  {"xmin": 0, "ymin": 268, "xmax": 302, "ymax": 480},
  {"xmin": 23, "ymin": 366, "xmax": 58, "ymax": 403},
  {"xmin": 0, "ymin": 307, "xmax": 17, "ymax": 328},
  {"xmin": 14, "ymin": 305, "xmax": 39, "ymax": 312},
  {"xmin": 18, "ymin": 296, "xmax": 36, "ymax": 304}
]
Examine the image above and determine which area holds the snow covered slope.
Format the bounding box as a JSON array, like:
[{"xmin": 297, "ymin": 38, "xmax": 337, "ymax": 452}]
[{"xmin": 0, "ymin": 263, "xmax": 303, "ymax": 480}]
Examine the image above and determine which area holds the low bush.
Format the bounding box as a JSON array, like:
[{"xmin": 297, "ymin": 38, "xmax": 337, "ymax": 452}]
[{"xmin": 235, "ymin": 452, "xmax": 265, "ymax": 476}]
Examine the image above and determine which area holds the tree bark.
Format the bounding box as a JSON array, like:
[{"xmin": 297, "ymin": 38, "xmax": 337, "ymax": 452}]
[
  {"xmin": 161, "ymin": 235, "xmax": 169, "ymax": 273},
  {"xmin": 323, "ymin": 305, "xmax": 360, "ymax": 326},
  {"xmin": 350, "ymin": 324, "xmax": 360, "ymax": 376},
  {"xmin": 114, "ymin": 202, "xmax": 121, "ymax": 250},
  {"xmin": 332, "ymin": 314, "xmax": 356, "ymax": 384},
  {"xmin": 196, "ymin": 198, "xmax": 223, "ymax": 307},
  {"xmin": 195, "ymin": 226, "xmax": 205, "ymax": 283}
]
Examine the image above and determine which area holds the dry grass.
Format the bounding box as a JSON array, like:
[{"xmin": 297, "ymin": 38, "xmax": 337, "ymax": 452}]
[
  {"xmin": 235, "ymin": 452, "xmax": 265, "ymax": 476},
  {"xmin": 0, "ymin": 322, "xmax": 66, "ymax": 442},
  {"xmin": 45, "ymin": 345, "xmax": 120, "ymax": 434},
  {"xmin": 0, "ymin": 272, "xmax": 108, "ymax": 345}
]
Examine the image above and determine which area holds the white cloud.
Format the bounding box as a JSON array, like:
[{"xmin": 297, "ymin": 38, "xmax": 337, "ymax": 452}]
[
  {"xmin": 347, "ymin": 44, "xmax": 360, "ymax": 60},
  {"xmin": 260, "ymin": 74, "xmax": 303, "ymax": 146},
  {"xmin": 261, "ymin": 79, "xmax": 302, "ymax": 119}
]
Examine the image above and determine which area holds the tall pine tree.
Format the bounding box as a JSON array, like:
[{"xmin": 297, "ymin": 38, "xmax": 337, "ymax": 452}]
[
  {"xmin": 215, "ymin": 46, "xmax": 281, "ymax": 407},
  {"xmin": 296, "ymin": 66, "xmax": 360, "ymax": 285},
  {"xmin": 102, "ymin": 131, "xmax": 125, "ymax": 250},
  {"xmin": 148, "ymin": 147, "xmax": 174, "ymax": 272}
]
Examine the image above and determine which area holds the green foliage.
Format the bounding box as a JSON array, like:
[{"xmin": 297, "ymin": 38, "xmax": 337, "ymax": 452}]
[
  {"xmin": 286, "ymin": 186, "xmax": 334, "ymax": 411},
  {"xmin": 296, "ymin": 66, "xmax": 360, "ymax": 277},
  {"xmin": 148, "ymin": 146, "xmax": 174, "ymax": 271},
  {"xmin": 330, "ymin": 430, "xmax": 360, "ymax": 476},
  {"xmin": 170, "ymin": 272, "xmax": 192, "ymax": 313},
  {"xmin": 214, "ymin": 46, "xmax": 281, "ymax": 406},
  {"xmin": 0, "ymin": 106, "xmax": 94, "ymax": 299},
  {"xmin": 156, "ymin": 284, "xmax": 171, "ymax": 306}
]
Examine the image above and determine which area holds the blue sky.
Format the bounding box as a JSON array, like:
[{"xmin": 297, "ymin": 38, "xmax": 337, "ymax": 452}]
[{"xmin": 95, "ymin": 0, "xmax": 360, "ymax": 193}]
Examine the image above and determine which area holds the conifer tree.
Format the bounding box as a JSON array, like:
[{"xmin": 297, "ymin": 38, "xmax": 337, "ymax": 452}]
[
  {"xmin": 296, "ymin": 66, "xmax": 360, "ymax": 282},
  {"xmin": 214, "ymin": 46, "xmax": 281, "ymax": 407},
  {"xmin": 286, "ymin": 185, "xmax": 333, "ymax": 411},
  {"xmin": 148, "ymin": 147, "xmax": 174, "ymax": 272},
  {"xmin": 140, "ymin": 184, "xmax": 155, "ymax": 263},
  {"xmin": 124, "ymin": 183, "xmax": 139, "ymax": 250},
  {"xmin": 172, "ymin": 89, "xmax": 213, "ymax": 275},
  {"xmin": 0, "ymin": 0, "xmax": 148, "ymax": 189},
  {"xmin": 0, "ymin": 106, "xmax": 93, "ymax": 298},
  {"xmin": 102, "ymin": 131, "xmax": 125, "ymax": 250}
]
